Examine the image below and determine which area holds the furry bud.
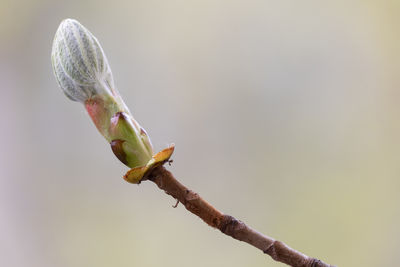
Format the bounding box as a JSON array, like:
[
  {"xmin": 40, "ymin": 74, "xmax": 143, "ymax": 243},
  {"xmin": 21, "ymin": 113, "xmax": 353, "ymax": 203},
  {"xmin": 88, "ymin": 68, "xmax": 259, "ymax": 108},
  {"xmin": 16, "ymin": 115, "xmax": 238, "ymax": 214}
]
[{"xmin": 51, "ymin": 18, "xmax": 115, "ymax": 102}]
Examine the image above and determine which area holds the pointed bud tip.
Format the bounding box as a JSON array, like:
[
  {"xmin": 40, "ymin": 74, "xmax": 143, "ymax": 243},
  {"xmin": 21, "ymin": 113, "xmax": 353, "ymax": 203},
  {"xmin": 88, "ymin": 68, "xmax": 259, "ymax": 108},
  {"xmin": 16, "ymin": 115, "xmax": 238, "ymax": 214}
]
[
  {"xmin": 60, "ymin": 18, "xmax": 79, "ymax": 25},
  {"xmin": 111, "ymin": 112, "xmax": 128, "ymax": 124}
]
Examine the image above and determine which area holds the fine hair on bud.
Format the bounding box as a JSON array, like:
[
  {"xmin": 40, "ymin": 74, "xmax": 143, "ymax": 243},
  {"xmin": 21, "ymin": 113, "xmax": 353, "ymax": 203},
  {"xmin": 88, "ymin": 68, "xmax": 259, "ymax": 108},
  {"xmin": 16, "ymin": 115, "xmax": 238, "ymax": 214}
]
[{"xmin": 51, "ymin": 18, "xmax": 115, "ymax": 103}]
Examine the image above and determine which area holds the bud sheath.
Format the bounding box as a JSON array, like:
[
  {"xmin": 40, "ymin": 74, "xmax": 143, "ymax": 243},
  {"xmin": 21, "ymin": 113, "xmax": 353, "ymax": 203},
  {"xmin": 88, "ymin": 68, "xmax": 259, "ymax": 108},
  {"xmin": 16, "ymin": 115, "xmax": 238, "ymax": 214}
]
[{"xmin": 51, "ymin": 19, "xmax": 155, "ymax": 170}]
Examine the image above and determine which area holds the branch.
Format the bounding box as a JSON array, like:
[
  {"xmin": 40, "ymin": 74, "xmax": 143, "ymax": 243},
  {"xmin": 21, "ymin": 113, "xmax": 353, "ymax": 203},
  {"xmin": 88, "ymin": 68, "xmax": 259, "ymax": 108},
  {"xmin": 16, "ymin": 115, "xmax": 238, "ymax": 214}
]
[
  {"xmin": 51, "ymin": 18, "xmax": 334, "ymax": 267},
  {"xmin": 144, "ymin": 165, "xmax": 335, "ymax": 267}
]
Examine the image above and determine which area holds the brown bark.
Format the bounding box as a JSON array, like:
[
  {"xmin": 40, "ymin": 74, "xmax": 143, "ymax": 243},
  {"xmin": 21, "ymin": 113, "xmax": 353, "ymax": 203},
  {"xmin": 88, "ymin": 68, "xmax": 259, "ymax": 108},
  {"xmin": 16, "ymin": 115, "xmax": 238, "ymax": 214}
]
[{"xmin": 146, "ymin": 165, "xmax": 335, "ymax": 267}]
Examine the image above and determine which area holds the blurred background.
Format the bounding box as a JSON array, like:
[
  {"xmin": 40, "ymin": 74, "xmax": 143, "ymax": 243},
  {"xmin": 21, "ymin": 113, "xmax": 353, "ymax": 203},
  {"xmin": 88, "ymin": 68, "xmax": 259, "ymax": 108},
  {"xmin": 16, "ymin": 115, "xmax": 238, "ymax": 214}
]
[{"xmin": 1, "ymin": 0, "xmax": 399, "ymax": 266}]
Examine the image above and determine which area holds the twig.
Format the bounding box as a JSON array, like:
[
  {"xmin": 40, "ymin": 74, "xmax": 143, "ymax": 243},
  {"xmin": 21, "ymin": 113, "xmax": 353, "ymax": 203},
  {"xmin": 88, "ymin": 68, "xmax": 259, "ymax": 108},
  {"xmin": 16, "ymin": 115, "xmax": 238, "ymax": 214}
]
[
  {"xmin": 52, "ymin": 18, "xmax": 334, "ymax": 267},
  {"xmin": 145, "ymin": 165, "xmax": 335, "ymax": 267}
]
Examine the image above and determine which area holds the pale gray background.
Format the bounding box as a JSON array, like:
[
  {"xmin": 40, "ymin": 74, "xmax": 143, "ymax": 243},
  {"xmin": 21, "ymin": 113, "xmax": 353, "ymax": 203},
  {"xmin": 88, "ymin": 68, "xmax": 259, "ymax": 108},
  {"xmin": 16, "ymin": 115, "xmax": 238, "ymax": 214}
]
[{"xmin": 1, "ymin": 1, "xmax": 399, "ymax": 266}]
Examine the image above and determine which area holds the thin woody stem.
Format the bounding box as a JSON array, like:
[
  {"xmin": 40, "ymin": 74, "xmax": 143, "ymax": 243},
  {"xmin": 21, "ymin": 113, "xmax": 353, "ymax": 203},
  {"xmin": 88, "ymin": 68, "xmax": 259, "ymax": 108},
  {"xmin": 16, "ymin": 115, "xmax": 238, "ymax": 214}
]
[{"xmin": 145, "ymin": 165, "xmax": 335, "ymax": 267}]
